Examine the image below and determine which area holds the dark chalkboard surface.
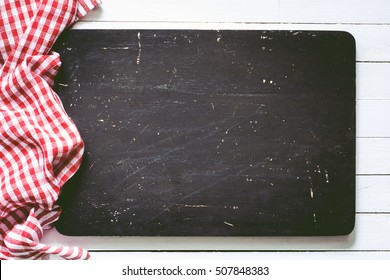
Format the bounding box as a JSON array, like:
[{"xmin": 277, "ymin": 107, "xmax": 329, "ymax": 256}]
[{"xmin": 53, "ymin": 30, "xmax": 355, "ymax": 236}]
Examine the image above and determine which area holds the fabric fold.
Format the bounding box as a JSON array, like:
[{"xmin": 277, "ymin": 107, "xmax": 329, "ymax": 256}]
[{"xmin": 1, "ymin": 0, "xmax": 101, "ymax": 260}]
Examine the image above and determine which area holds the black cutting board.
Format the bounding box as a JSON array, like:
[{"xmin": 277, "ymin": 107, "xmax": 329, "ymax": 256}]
[{"xmin": 52, "ymin": 30, "xmax": 355, "ymax": 236}]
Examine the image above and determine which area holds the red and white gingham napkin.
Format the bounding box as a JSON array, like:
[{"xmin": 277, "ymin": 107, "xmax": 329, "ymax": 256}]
[{"xmin": 1, "ymin": 0, "xmax": 100, "ymax": 260}]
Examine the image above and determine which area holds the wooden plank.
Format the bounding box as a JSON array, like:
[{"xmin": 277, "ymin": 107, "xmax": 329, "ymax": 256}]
[
  {"xmin": 357, "ymin": 100, "xmax": 390, "ymax": 138},
  {"xmin": 83, "ymin": 0, "xmax": 279, "ymax": 23},
  {"xmin": 357, "ymin": 63, "xmax": 390, "ymax": 100},
  {"xmin": 82, "ymin": 0, "xmax": 390, "ymax": 24},
  {"xmin": 357, "ymin": 138, "xmax": 390, "ymax": 175},
  {"xmin": 43, "ymin": 214, "xmax": 390, "ymax": 250},
  {"xmin": 72, "ymin": 22, "xmax": 390, "ymax": 62},
  {"xmin": 279, "ymin": 0, "xmax": 390, "ymax": 24},
  {"xmin": 72, "ymin": 251, "xmax": 390, "ymax": 260},
  {"xmin": 357, "ymin": 176, "xmax": 390, "ymax": 213},
  {"xmin": 347, "ymin": 26, "xmax": 390, "ymax": 62}
]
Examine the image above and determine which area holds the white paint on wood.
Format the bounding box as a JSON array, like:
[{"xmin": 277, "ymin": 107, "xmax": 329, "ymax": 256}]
[
  {"xmin": 357, "ymin": 176, "xmax": 390, "ymax": 212},
  {"xmin": 357, "ymin": 100, "xmax": 390, "ymax": 138},
  {"xmin": 357, "ymin": 138, "xmax": 390, "ymax": 175},
  {"xmin": 81, "ymin": 0, "xmax": 390, "ymax": 24},
  {"xmin": 279, "ymin": 0, "xmax": 390, "ymax": 23},
  {"xmin": 75, "ymin": 251, "xmax": 390, "ymax": 261},
  {"xmin": 82, "ymin": 0, "xmax": 278, "ymax": 23},
  {"xmin": 357, "ymin": 63, "xmax": 390, "ymax": 100}
]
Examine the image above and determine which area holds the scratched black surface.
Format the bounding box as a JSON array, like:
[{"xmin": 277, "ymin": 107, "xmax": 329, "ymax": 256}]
[{"xmin": 52, "ymin": 30, "xmax": 355, "ymax": 236}]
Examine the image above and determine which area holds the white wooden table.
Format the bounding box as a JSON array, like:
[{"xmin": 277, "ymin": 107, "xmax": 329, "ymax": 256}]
[{"xmin": 43, "ymin": 0, "xmax": 390, "ymax": 260}]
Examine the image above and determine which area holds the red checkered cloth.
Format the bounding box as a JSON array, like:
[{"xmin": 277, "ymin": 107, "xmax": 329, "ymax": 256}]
[{"xmin": 0, "ymin": 0, "xmax": 100, "ymax": 260}]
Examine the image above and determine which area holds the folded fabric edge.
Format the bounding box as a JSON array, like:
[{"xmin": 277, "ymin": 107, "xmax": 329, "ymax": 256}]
[
  {"xmin": 0, "ymin": 0, "xmax": 101, "ymax": 260},
  {"xmin": 76, "ymin": 0, "xmax": 102, "ymax": 20},
  {"xmin": 43, "ymin": 0, "xmax": 102, "ymax": 260}
]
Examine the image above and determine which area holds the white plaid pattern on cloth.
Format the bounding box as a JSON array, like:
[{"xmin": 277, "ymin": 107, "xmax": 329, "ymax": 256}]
[{"xmin": 1, "ymin": 0, "xmax": 100, "ymax": 260}]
